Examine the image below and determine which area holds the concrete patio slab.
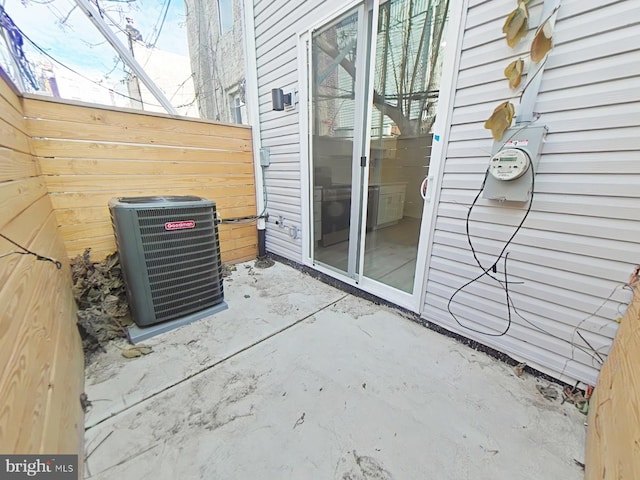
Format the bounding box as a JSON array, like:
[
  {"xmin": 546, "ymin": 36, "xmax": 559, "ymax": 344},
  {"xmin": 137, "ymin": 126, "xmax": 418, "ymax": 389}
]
[
  {"xmin": 84, "ymin": 262, "xmax": 345, "ymax": 427},
  {"xmin": 83, "ymin": 261, "xmax": 586, "ymax": 480}
]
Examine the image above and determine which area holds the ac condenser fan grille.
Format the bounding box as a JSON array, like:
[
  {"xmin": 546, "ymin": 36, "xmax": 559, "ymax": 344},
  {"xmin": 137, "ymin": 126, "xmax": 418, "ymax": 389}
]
[
  {"xmin": 136, "ymin": 206, "xmax": 222, "ymax": 323},
  {"xmin": 109, "ymin": 196, "xmax": 225, "ymax": 328}
]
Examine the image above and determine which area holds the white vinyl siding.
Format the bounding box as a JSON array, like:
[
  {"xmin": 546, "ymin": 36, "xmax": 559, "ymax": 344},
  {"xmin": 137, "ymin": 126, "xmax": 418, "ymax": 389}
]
[
  {"xmin": 253, "ymin": 0, "xmax": 354, "ymax": 261},
  {"xmin": 422, "ymin": 0, "xmax": 640, "ymax": 385},
  {"xmin": 250, "ymin": 0, "xmax": 640, "ymax": 385}
]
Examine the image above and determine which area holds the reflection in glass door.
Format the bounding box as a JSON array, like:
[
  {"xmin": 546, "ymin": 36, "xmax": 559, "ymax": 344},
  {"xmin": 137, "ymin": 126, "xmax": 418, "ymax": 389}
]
[
  {"xmin": 363, "ymin": 0, "xmax": 449, "ymax": 293},
  {"xmin": 310, "ymin": 6, "xmax": 365, "ymax": 277},
  {"xmin": 309, "ymin": 0, "xmax": 450, "ymax": 295}
]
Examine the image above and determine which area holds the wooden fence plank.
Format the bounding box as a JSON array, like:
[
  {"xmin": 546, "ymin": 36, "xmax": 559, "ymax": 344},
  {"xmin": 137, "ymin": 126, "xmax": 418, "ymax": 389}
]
[
  {"xmin": 586, "ymin": 287, "xmax": 640, "ymax": 479},
  {"xmin": 23, "ymin": 97, "xmax": 252, "ymax": 140},
  {"xmin": 0, "ymin": 177, "xmax": 48, "ymax": 230},
  {"xmin": 85, "ymin": 243, "xmax": 259, "ymax": 266},
  {"xmin": 64, "ymin": 220, "xmax": 258, "ymax": 262},
  {"xmin": 27, "ymin": 119, "xmax": 252, "ymax": 152},
  {"xmin": 0, "ymin": 148, "xmax": 39, "ymax": 183},
  {"xmin": 27, "ymin": 92, "xmax": 257, "ymax": 265},
  {"xmin": 0, "ymin": 196, "xmax": 55, "ymax": 288},
  {"xmin": 48, "ymin": 188, "xmax": 256, "ymax": 210},
  {"xmin": 31, "ymin": 139, "xmax": 253, "ymax": 163},
  {"xmin": 43, "ymin": 174, "xmax": 254, "ymax": 193},
  {"xmin": 0, "ymin": 76, "xmax": 82, "ymax": 458},
  {"xmin": 223, "ymin": 234, "xmax": 259, "ymax": 251},
  {"xmin": 0, "ymin": 212, "xmax": 69, "ymax": 453},
  {"xmin": 40, "ymin": 292, "xmax": 83, "ymax": 454},
  {"xmin": 38, "ymin": 158, "xmax": 255, "ymax": 176},
  {"xmin": 218, "ymin": 224, "xmax": 258, "ymax": 241},
  {"xmin": 0, "ymin": 117, "xmax": 31, "ymax": 154},
  {"xmin": 53, "ymin": 193, "xmax": 256, "ymax": 226},
  {"xmin": 221, "ymin": 244, "xmax": 259, "ymax": 264},
  {"xmin": 59, "ymin": 220, "xmax": 257, "ymax": 243},
  {"xmin": 0, "ymin": 94, "xmax": 28, "ymax": 136},
  {"xmin": 59, "ymin": 222, "xmax": 114, "ymax": 242}
]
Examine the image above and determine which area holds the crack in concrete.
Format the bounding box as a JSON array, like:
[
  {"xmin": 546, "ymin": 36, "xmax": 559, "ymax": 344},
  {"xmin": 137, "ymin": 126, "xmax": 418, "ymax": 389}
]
[{"xmin": 85, "ymin": 293, "xmax": 350, "ymax": 432}]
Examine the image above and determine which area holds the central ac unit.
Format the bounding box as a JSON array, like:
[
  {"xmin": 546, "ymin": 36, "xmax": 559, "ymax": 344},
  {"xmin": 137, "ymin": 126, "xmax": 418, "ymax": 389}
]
[{"xmin": 109, "ymin": 196, "xmax": 226, "ymax": 340}]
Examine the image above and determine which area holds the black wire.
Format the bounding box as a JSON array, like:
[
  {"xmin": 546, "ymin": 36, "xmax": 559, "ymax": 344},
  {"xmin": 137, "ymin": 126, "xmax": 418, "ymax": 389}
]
[
  {"xmin": 575, "ymin": 331, "xmax": 605, "ymax": 364},
  {"xmin": 217, "ymin": 165, "xmax": 269, "ymax": 224},
  {"xmin": 146, "ymin": 0, "xmax": 171, "ymax": 50},
  {"xmin": 501, "ymin": 264, "xmax": 615, "ymax": 368},
  {"xmin": 449, "ymin": 149, "xmax": 620, "ymax": 366},
  {"xmin": 518, "ymin": 55, "xmax": 548, "ymax": 102},
  {"xmin": 0, "ymin": 233, "xmax": 62, "ymax": 269},
  {"xmin": 448, "ymin": 154, "xmax": 536, "ymax": 336},
  {"xmin": 16, "ymin": 24, "xmax": 165, "ymax": 107},
  {"xmin": 218, "ymin": 214, "xmax": 268, "ymax": 225}
]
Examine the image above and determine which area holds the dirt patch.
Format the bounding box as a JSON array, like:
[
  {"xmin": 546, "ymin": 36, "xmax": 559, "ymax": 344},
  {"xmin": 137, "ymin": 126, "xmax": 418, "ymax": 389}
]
[
  {"xmin": 329, "ymin": 296, "xmax": 382, "ymax": 319},
  {"xmin": 144, "ymin": 371, "xmax": 259, "ymax": 440},
  {"xmin": 254, "ymin": 256, "xmax": 275, "ymax": 269},
  {"xmin": 342, "ymin": 451, "xmax": 394, "ymax": 480},
  {"xmin": 221, "ymin": 264, "xmax": 237, "ymax": 278},
  {"xmin": 71, "ymin": 249, "xmax": 131, "ymax": 364}
]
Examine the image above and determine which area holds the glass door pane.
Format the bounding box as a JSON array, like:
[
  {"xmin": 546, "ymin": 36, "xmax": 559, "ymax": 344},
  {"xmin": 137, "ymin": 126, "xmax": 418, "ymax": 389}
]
[
  {"xmin": 362, "ymin": 0, "xmax": 449, "ymax": 292},
  {"xmin": 310, "ymin": 8, "xmax": 363, "ymax": 276}
]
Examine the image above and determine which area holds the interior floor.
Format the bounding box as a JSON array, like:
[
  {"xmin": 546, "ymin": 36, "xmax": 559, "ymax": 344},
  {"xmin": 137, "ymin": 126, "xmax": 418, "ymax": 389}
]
[{"xmin": 314, "ymin": 217, "xmax": 421, "ymax": 293}]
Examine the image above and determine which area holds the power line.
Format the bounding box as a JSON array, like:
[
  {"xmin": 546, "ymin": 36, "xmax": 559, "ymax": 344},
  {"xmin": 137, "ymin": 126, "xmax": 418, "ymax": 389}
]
[
  {"xmin": 8, "ymin": 1, "xmax": 196, "ymax": 115},
  {"xmin": 141, "ymin": 0, "xmax": 171, "ymax": 69},
  {"xmin": 17, "ymin": 25, "xmax": 165, "ymax": 107},
  {"xmin": 147, "ymin": 0, "xmax": 171, "ymax": 49}
]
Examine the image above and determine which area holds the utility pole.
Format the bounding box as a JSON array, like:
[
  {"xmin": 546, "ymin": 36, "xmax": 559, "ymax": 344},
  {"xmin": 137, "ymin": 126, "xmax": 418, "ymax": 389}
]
[
  {"xmin": 74, "ymin": 0, "xmax": 178, "ymax": 115},
  {"xmin": 125, "ymin": 18, "xmax": 144, "ymax": 110}
]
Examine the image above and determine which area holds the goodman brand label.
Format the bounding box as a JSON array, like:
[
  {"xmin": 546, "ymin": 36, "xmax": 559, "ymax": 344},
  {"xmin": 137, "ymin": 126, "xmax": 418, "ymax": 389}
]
[
  {"xmin": 0, "ymin": 455, "xmax": 77, "ymax": 479},
  {"xmin": 164, "ymin": 220, "xmax": 196, "ymax": 231}
]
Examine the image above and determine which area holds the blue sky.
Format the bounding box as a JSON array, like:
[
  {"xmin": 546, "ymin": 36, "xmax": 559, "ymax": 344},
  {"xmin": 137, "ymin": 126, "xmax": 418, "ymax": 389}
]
[{"xmin": 5, "ymin": 0, "xmax": 189, "ymax": 80}]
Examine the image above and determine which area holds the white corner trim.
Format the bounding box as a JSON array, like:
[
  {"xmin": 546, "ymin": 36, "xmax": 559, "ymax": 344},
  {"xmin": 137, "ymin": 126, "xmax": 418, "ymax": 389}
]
[
  {"xmin": 243, "ymin": 0, "xmax": 266, "ymax": 229},
  {"xmin": 416, "ymin": 0, "xmax": 471, "ymax": 315}
]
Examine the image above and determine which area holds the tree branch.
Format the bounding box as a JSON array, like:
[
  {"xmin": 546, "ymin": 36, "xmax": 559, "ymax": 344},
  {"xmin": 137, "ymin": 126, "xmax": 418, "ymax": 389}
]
[
  {"xmin": 315, "ymin": 37, "xmax": 415, "ymax": 134},
  {"xmin": 419, "ymin": 0, "xmax": 450, "ymax": 132},
  {"xmin": 399, "ymin": 0, "xmax": 414, "ymax": 118}
]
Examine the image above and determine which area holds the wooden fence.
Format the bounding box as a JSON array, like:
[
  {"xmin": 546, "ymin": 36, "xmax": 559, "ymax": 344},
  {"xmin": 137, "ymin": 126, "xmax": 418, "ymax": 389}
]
[
  {"xmin": 24, "ymin": 95, "xmax": 258, "ymax": 263},
  {"xmin": 586, "ymin": 283, "xmax": 640, "ymax": 479},
  {"xmin": 0, "ymin": 71, "xmax": 259, "ymax": 459},
  {"xmin": 0, "ymin": 74, "xmax": 84, "ymax": 455}
]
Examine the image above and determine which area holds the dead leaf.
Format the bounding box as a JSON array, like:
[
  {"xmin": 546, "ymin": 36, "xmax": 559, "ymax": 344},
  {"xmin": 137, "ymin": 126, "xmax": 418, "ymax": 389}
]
[
  {"xmin": 627, "ymin": 265, "xmax": 640, "ymax": 288},
  {"xmin": 484, "ymin": 101, "xmax": 515, "ymax": 141},
  {"xmin": 531, "ymin": 27, "xmax": 551, "ymax": 62},
  {"xmin": 504, "ymin": 59, "xmax": 524, "ymax": 89},
  {"xmin": 562, "ymin": 386, "xmax": 586, "ymax": 405},
  {"xmin": 536, "ymin": 384, "xmax": 559, "ymax": 401},
  {"xmin": 121, "ymin": 346, "xmax": 153, "ymax": 358},
  {"xmin": 531, "ymin": 11, "xmax": 556, "ymax": 62},
  {"xmin": 503, "ymin": 2, "xmax": 529, "ymax": 48}
]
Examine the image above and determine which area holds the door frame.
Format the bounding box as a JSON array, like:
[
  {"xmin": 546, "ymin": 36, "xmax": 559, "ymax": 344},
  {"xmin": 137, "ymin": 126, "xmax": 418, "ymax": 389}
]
[{"xmin": 298, "ymin": 0, "xmax": 467, "ymax": 313}]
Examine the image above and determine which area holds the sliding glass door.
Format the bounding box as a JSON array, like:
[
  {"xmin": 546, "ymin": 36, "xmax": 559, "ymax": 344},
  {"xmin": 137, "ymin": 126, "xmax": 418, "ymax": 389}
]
[
  {"xmin": 310, "ymin": 4, "xmax": 369, "ymax": 278},
  {"xmin": 308, "ymin": 0, "xmax": 450, "ymax": 299}
]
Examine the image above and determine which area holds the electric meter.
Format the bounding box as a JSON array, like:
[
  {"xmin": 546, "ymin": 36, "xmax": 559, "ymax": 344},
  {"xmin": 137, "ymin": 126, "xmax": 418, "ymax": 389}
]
[{"xmin": 488, "ymin": 148, "xmax": 530, "ymax": 181}]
